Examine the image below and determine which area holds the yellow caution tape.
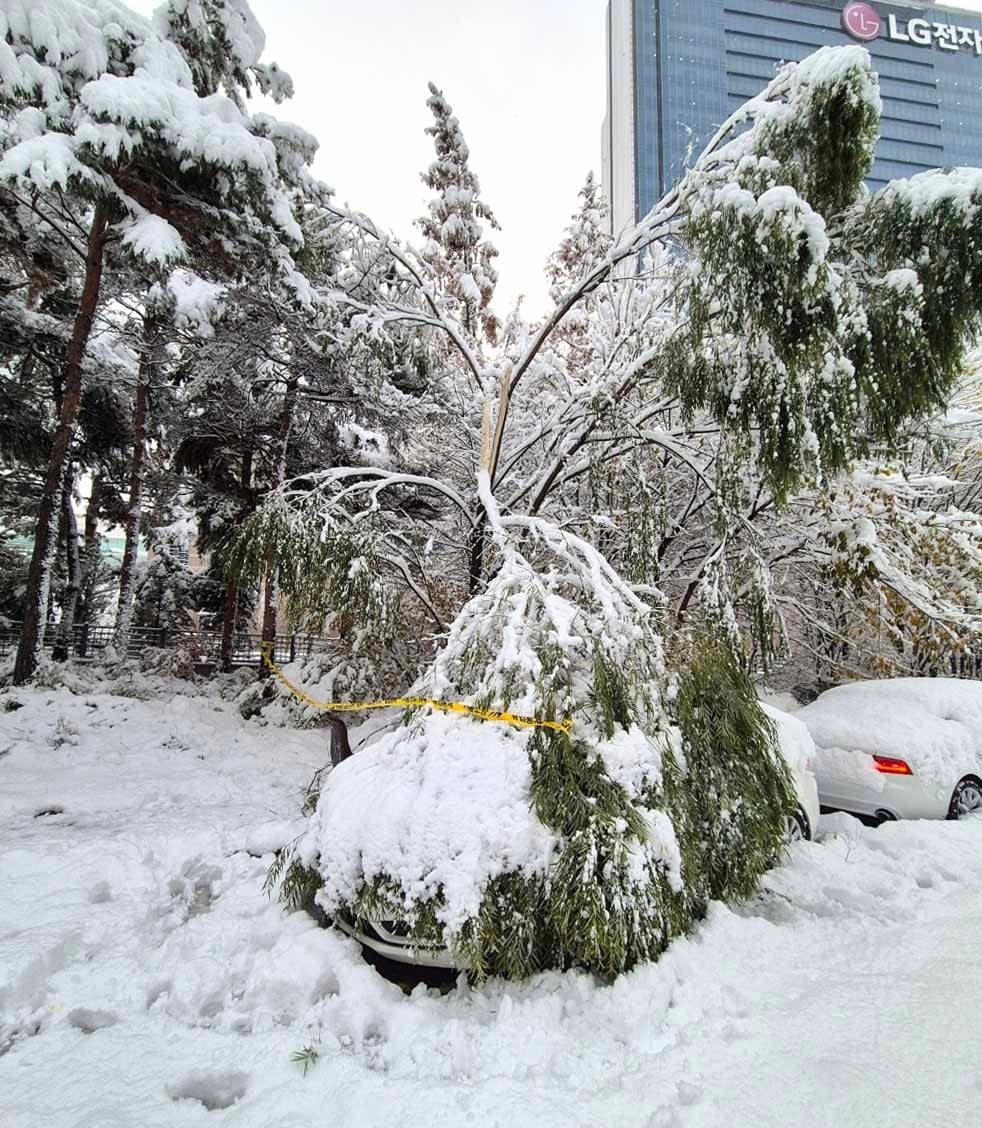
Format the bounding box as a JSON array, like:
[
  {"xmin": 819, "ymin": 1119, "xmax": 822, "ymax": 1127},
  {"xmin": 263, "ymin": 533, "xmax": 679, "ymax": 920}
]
[{"xmin": 259, "ymin": 643, "xmax": 573, "ymax": 735}]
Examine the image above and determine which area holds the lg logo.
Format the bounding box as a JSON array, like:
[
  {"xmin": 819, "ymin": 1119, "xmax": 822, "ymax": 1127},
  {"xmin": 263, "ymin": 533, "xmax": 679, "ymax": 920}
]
[{"xmin": 842, "ymin": 3, "xmax": 882, "ymax": 41}]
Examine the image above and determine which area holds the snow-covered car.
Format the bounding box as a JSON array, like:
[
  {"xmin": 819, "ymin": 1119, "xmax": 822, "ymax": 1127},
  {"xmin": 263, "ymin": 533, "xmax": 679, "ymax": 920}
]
[
  {"xmin": 336, "ymin": 704, "xmax": 821, "ymax": 970},
  {"xmin": 760, "ymin": 703, "xmax": 821, "ymax": 843},
  {"xmin": 796, "ymin": 678, "xmax": 982, "ymax": 823}
]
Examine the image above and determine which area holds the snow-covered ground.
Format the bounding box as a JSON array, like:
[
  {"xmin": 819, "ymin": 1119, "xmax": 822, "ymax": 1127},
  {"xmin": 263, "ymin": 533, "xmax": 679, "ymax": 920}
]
[{"xmin": 2, "ymin": 679, "xmax": 981, "ymax": 1127}]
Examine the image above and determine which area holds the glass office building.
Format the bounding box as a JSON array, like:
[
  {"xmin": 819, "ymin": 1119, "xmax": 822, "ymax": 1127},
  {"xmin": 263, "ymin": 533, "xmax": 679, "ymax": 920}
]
[{"xmin": 603, "ymin": 0, "xmax": 982, "ymax": 231}]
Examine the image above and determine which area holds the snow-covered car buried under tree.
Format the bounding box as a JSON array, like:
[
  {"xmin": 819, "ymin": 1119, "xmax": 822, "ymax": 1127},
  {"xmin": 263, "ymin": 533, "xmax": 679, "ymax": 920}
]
[
  {"xmin": 333, "ymin": 704, "xmax": 821, "ymax": 971},
  {"xmin": 796, "ymin": 678, "xmax": 982, "ymax": 824},
  {"xmin": 760, "ymin": 704, "xmax": 821, "ymax": 844}
]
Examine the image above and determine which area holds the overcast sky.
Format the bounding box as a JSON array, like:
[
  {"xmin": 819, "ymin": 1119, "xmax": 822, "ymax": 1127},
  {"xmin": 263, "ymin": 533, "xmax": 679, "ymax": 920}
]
[
  {"xmin": 129, "ymin": 0, "xmax": 982, "ymax": 314},
  {"xmin": 250, "ymin": 0, "xmax": 609, "ymax": 315},
  {"xmin": 124, "ymin": 0, "xmax": 607, "ymax": 314}
]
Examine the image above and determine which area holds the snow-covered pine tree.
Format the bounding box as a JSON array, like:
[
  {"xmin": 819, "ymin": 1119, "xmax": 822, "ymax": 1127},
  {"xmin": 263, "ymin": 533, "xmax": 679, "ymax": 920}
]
[
  {"xmin": 0, "ymin": 0, "xmax": 316, "ymax": 683},
  {"xmin": 113, "ymin": 300, "xmax": 165, "ymax": 652},
  {"xmin": 418, "ymin": 83, "xmax": 501, "ymax": 345},
  {"xmin": 132, "ymin": 513, "xmax": 196, "ymax": 633},
  {"xmin": 545, "ymin": 171, "xmax": 612, "ymax": 294},
  {"xmin": 153, "ymin": 0, "xmax": 294, "ymax": 107},
  {"xmin": 218, "ymin": 194, "xmax": 481, "ymax": 699},
  {"xmin": 110, "ymin": 265, "xmax": 232, "ymax": 655}
]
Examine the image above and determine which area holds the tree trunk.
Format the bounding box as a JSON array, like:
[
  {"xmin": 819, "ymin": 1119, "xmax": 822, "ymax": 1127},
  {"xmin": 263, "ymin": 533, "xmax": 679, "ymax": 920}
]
[
  {"xmin": 219, "ymin": 578, "xmax": 239, "ymax": 672},
  {"xmin": 114, "ymin": 311, "xmax": 158, "ymax": 651},
  {"xmin": 14, "ymin": 200, "xmax": 110, "ymax": 685},
  {"xmin": 467, "ymin": 523, "xmax": 486, "ymax": 595},
  {"xmin": 52, "ymin": 464, "xmax": 82, "ymax": 662},
  {"xmin": 258, "ymin": 379, "xmax": 298, "ymax": 677},
  {"xmin": 221, "ymin": 448, "xmax": 253, "ymax": 672},
  {"xmin": 259, "ymin": 569, "xmax": 277, "ymax": 675},
  {"xmin": 467, "ymin": 369, "xmax": 509, "ymax": 595},
  {"xmin": 327, "ymin": 715, "xmax": 352, "ymax": 766},
  {"xmin": 77, "ymin": 475, "xmax": 104, "ymax": 634}
]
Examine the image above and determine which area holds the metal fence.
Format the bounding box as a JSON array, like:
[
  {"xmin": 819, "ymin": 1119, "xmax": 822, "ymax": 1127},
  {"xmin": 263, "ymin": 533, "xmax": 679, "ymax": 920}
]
[{"xmin": 0, "ymin": 622, "xmax": 337, "ymax": 668}]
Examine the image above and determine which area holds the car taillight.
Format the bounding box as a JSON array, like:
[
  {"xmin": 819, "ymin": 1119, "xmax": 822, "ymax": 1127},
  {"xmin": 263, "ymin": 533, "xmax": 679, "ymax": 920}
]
[{"xmin": 873, "ymin": 755, "xmax": 913, "ymax": 776}]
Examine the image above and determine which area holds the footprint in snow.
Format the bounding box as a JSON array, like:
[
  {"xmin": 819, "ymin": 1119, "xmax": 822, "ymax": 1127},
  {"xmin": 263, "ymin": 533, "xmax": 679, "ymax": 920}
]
[
  {"xmin": 146, "ymin": 980, "xmax": 172, "ymax": 1011},
  {"xmin": 644, "ymin": 1104, "xmax": 684, "ymax": 1128},
  {"xmin": 166, "ymin": 1070, "xmax": 248, "ymax": 1111},
  {"xmin": 88, "ymin": 881, "xmax": 112, "ymax": 904},
  {"xmin": 67, "ymin": 1008, "xmax": 119, "ymax": 1034},
  {"xmin": 168, "ymin": 859, "xmax": 224, "ymax": 918},
  {"xmin": 676, "ymin": 1080, "xmax": 702, "ymax": 1106}
]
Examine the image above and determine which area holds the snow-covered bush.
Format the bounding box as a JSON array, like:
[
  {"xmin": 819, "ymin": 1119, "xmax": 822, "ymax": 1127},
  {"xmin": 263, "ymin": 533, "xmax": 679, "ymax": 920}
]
[
  {"xmin": 139, "ymin": 645, "xmax": 198, "ymax": 682},
  {"xmin": 278, "ymin": 512, "xmax": 794, "ymax": 981}
]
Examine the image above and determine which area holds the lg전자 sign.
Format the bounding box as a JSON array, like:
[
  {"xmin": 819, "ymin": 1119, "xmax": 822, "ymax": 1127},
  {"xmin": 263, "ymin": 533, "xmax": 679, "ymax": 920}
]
[{"xmin": 842, "ymin": 3, "xmax": 982, "ymax": 55}]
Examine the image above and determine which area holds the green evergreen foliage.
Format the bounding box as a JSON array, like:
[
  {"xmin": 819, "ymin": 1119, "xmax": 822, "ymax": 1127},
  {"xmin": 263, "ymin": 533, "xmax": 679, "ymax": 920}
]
[
  {"xmin": 132, "ymin": 526, "xmax": 196, "ymax": 632},
  {"xmin": 228, "ymin": 495, "xmax": 391, "ymax": 635},
  {"xmin": 0, "ymin": 537, "xmax": 30, "ymax": 621},
  {"xmin": 0, "ymin": 374, "xmax": 51, "ymax": 467},
  {"xmin": 670, "ymin": 48, "xmax": 982, "ymax": 504},
  {"xmin": 264, "ymin": 847, "xmax": 321, "ymax": 913},
  {"xmin": 752, "ymin": 51, "xmax": 879, "ymax": 216},
  {"xmin": 190, "ymin": 563, "xmax": 257, "ymax": 630},
  {"xmin": 671, "ymin": 639, "xmax": 796, "ymax": 903},
  {"xmin": 272, "ymin": 519, "xmax": 797, "ymax": 982},
  {"xmin": 843, "ymin": 176, "xmax": 982, "ymax": 441},
  {"xmin": 275, "ymin": 623, "xmax": 795, "ymax": 983},
  {"xmin": 525, "ymin": 726, "xmax": 690, "ymax": 978},
  {"xmin": 289, "ymin": 1044, "xmax": 320, "ymax": 1076}
]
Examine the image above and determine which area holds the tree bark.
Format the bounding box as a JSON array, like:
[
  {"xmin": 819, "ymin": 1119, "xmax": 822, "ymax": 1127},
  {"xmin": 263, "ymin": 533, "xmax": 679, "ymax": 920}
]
[
  {"xmin": 259, "ymin": 378, "xmax": 298, "ymax": 677},
  {"xmin": 221, "ymin": 447, "xmax": 253, "ymax": 672},
  {"xmin": 114, "ymin": 311, "xmax": 159, "ymax": 651},
  {"xmin": 14, "ymin": 200, "xmax": 110, "ymax": 685},
  {"xmin": 219, "ymin": 578, "xmax": 239, "ymax": 672},
  {"xmin": 76, "ymin": 475, "xmax": 104, "ymax": 642},
  {"xmin": 259, "ymin": 568, "xmax": 277, "ymax": 675},
  {"xmin": 327, "ymin": 715, "xmax": 352, "ymax": 766},
  {"xmin": 52, "ymin": 464, "xmax": 81, "ymax": 662},
  {"xmin": 467, "ymin": 523, "xmax": 486, "ymax": 595}
]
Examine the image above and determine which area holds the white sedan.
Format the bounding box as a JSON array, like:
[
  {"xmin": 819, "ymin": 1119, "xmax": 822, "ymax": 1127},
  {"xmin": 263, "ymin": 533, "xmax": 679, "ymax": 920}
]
[
  {"xmin": 761, "ymin": 703, "xmax": 822, "ymax": 843},
  {"xmin": 337, "ymin": 705, "xmax": 821, "ymax": 970},
  {"xmin": 796, "ymin": 678, "xmax": 982, "ymax": 823}
]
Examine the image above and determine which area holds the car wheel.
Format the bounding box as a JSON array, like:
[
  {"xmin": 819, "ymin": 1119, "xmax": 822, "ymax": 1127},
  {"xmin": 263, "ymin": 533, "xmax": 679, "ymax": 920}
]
[
  {"xmin": 786, "ymin": 805, "xmax": 811, "ymax": 843},
  {"xmin": 948, "ymin": 777, "xmax": 982, "ymax": 820}
]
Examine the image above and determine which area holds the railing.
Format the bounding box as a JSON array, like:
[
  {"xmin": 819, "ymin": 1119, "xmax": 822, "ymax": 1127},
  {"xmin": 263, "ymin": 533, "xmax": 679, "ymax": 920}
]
[{"xmin": 0, "ymin": 622, "xmax": 337, "ymax": 667}]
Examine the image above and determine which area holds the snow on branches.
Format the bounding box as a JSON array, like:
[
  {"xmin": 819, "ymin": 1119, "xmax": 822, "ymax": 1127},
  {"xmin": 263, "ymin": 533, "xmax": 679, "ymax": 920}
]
[
  {"xmin": 0, "ymin": 0, "xmax": 313, "ymax": 271},
  {"xmin": 1, "ymin": 0, "xmax": 322, "ymax": 683},
  {"xmin": 418, "ymin": 83, "xmax": 500, "ymax": 345},
  {"xmin": 243, "ymin": 45, "xmax": 982, "ymax": 694}
]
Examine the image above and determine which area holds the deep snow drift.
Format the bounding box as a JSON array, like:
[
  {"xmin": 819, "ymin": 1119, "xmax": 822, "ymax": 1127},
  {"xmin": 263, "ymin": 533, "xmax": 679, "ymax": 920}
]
[{"xmin": 2, "ymin": 678, "xmax": 981, "ymax": 1127}]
